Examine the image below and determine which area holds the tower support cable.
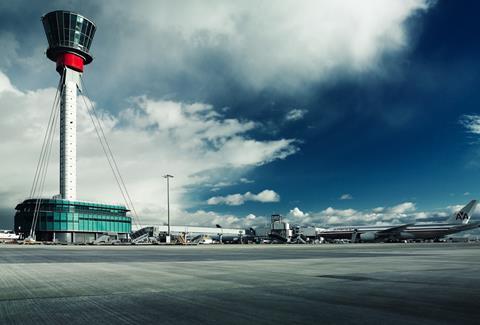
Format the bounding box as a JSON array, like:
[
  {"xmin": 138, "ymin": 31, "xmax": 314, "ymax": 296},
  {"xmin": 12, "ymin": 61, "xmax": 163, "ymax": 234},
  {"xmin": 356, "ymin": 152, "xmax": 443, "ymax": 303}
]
[
  {"xmin": 29, "ymin": 72, "xmax": 63, "ymax": 239},
  {"xmin": 79, "ymin": 92, "xmax": 136, "ymax": 227},
  {"xmin": 29, "ymin": 75, "xmax": 63, "ymax": 198},
  {"xmin": 78, "ymin": 76, "xmax": 143, "ymax": 229}
]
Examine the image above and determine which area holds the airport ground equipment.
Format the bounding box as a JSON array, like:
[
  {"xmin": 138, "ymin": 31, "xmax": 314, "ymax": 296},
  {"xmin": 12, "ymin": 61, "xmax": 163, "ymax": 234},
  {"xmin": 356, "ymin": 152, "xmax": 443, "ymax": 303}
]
[
  {"xmin": 253, "ymin": 215, "xmax": 293, "ymax": 243},
  {"xmin": 92, "ymin": 232, "xmax": 120, "ymax": 245},
  {"xmin": 176, "ymin": 232, "xmax": 188, "ymax": 245},
  {"xmin": 14, "ymin": 10, "xmax": 142, "ymax": 243},
  {"xmin": 290, "ymin": 235, "xmax": 307, "ymax": 244},
  {"xmin": 193, "ymin": 235, "xmax": 215, "ymax": 245},
  {"xmin": 130, "ymin": 227, "xmax": 159, "ymax": 244},
  {"xmin": 271, "ymin": 215, "xmax": 292, "ymax": 241},
  {"xmin": 131, "ymin": 225, "xmax": 246, "ymax": 244},
  {"xmin": 290, "ymin": 226, "xmax": 322, "ymax": 243}
]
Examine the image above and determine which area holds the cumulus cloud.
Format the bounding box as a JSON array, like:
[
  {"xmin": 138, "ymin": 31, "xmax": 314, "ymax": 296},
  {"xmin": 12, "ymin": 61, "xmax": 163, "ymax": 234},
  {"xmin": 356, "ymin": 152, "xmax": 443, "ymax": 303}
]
[
  {"xmin": 61, "ymin": 0, "xmax": 433, "ymax": 97},
  {"xmin": 0, "ymin": 32, "xmax": 20, "ymax": 69},
  {"xmin": 289, "ymin": 207, "xmax": 309, "ymax": 218},
  {"xmin": 207, "ymin": 178, "xmax": 255, "ymax": 192},
  {"xmin": 460, "ymin": 114, "xmax": 480, "ymax": 135},
  {"xmin": 0, "ymin": 71, "xmax": 20, "ymax": 94},
  {"xmin": 388, "ymin": 202, "xmax": 416, "ymax": 214},
  {"xmin": 340, "ymin": 193, "xmax": 353, "ymax": 200},
  {"xmin": 163, "ymin": 209, "xmax": 243, "ymax": 229},
  {"xmin": 447, "ymin": 204, "xmax": 465, "ymax": 214},
  {"xmin": 285, "ymin": 109, "xmax": 308, "ymax": 121},
  {"xmin": 127, "ymin": 204, "xmax": 263, "ymax": 230},
  {"xmin": 207, "ymin": 189, "xmax": 280, "ymax": 206},
  {"xmin": 282, "ymin": 201, "xmax": 453, "ymax": 226},
  {"xmin": 0, "ymin": 71, "xmax": 295, "ymax": 227},
  {"xmin": 460, "ymin": 114, "xmax": 480, "ymax": 169}
]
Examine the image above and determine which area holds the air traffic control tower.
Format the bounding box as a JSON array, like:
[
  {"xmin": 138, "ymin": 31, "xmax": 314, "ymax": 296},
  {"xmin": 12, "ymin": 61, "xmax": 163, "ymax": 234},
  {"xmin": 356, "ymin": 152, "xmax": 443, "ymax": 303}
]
[{"xmin": 14, "ymin": 11, "xmax": 132, "ymax": 243}]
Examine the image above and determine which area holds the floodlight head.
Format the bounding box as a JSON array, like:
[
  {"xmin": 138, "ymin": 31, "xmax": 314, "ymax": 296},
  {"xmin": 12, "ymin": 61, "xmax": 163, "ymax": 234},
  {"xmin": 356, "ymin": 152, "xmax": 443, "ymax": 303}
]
[{"xmin": 42, "ymin": 10, "xmax": 96, "ymax": 73}]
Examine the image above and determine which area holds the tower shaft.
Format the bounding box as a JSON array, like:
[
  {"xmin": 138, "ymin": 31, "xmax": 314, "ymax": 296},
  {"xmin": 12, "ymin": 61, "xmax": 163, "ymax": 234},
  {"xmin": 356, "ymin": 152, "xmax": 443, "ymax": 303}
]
[{"xmin": 60, "ymin": 68, "xmax": 80, "ymax": 200}]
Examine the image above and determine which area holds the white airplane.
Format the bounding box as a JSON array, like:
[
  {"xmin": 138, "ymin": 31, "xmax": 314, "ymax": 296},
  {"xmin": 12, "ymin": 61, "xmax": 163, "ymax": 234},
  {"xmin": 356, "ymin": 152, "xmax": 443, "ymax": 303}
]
[
  {"xmin": 0, "ymin": 230, "xmax": 20, "ymax": 242},
  {"xmin": 319, "ymin": 200, "xmax": 479, "ymax": 242}
]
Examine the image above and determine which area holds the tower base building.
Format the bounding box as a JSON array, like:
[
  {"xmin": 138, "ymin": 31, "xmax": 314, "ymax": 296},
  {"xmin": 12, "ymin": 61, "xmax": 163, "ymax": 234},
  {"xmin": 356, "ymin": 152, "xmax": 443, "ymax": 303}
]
[{"xmin": 14, "ymin": 199, "xmax": 131, "ymax": 243}]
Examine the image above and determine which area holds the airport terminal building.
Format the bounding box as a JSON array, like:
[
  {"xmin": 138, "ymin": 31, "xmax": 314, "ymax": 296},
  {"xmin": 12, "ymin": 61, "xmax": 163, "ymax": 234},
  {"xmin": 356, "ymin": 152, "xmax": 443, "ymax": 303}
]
[{"xmin": 14, "ymin": 199, "xmax": 131, "ymax": 242}]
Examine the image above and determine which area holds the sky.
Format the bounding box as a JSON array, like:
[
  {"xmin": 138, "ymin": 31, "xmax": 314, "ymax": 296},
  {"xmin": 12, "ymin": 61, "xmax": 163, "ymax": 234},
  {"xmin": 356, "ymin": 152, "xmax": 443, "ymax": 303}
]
[{"xmin": 1, "ymin": 0, "xmax": 480, "ymax": 233}]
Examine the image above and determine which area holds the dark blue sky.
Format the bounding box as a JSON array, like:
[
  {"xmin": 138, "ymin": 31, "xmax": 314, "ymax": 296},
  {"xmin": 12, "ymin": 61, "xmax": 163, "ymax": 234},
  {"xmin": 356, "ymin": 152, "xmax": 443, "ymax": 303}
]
[
  {"xmin": 1, "ymin": 1, "xmax": 480, "ymax": 228},
  {"xmin": 192, "ymin": 1, "xmax": 480, "ymax": 217}
]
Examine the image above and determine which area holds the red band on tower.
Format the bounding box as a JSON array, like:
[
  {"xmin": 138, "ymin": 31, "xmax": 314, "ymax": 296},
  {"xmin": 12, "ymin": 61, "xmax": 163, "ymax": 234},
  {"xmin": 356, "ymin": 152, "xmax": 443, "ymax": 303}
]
[{"xmin": 56, "ymin": 53, "xmax": 84, "ymax": 73}]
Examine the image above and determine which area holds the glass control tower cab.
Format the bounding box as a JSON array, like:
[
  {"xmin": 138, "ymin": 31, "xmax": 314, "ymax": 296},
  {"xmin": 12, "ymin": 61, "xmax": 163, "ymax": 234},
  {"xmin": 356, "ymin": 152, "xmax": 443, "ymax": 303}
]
[{"xmin": 42, "ymin": 11, "xmax": 96, "ymax": 201}]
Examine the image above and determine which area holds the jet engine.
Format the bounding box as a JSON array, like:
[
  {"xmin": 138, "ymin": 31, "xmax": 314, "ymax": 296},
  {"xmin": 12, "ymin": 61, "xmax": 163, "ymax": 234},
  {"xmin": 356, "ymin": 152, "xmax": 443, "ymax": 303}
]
[
  {"xmin": 399, "ymin": 232, "xmax": 415, "ymax": 240},
  {"xmin": 359, "ymin": 231, "xmax": 377, "ymax": 242}
]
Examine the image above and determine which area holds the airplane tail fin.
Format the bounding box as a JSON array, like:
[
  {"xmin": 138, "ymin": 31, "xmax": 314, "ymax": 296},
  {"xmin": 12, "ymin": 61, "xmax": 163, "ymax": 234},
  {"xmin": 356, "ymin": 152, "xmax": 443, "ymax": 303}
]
[{"xmin": 448, "ymin": 200, "xmax": 478, "ymax": 224}]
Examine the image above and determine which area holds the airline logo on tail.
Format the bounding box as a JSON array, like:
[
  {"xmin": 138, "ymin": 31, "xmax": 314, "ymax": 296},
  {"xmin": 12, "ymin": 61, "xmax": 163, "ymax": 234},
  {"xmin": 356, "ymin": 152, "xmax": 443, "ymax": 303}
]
[
  {"xmin": 455, "ymin": 211, "xmax": 469, "ymax": 221},
  {"xmin": 450, "ymin": 200, "xmax": 478, "ymax": 224}
]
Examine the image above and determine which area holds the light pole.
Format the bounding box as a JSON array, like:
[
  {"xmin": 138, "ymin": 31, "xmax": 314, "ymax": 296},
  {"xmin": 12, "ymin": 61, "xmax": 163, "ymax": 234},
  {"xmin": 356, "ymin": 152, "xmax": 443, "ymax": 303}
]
[{"xmin": 163, "ymin": 174, "xmax": 174, "ymax": 243}]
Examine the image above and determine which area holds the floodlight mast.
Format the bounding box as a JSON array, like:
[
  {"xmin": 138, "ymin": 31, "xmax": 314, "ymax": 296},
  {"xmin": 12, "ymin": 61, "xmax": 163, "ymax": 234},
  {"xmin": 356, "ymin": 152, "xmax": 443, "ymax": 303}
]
[
  {"xmin": 163, "ymin": 174, "xmax": 174, "ymax": 243},
  {"xmin": 41, "ymin": 10, "xmax": 96, "ymax": 200}
]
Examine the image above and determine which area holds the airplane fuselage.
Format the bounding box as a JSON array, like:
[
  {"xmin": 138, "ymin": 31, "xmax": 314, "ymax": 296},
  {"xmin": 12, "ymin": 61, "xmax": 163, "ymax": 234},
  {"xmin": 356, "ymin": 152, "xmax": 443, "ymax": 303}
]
[{"xmin": 319, "ymin": 222, "xmax": 480, "ymax": 242}]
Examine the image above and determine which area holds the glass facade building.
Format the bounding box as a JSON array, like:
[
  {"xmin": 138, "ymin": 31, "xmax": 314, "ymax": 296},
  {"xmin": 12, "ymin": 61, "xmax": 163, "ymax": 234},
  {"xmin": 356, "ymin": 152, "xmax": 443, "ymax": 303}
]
[{"xmin": 14, "ymin": 199, "xmax": 131, "ymax": 243}]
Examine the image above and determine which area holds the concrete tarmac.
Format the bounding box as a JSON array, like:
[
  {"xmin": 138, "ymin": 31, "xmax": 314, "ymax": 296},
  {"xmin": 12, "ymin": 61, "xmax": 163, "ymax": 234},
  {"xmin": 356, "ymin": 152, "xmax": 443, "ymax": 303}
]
[{"xmin": 1, "ymin": 243, "xmax": 479, "ymax": 324}]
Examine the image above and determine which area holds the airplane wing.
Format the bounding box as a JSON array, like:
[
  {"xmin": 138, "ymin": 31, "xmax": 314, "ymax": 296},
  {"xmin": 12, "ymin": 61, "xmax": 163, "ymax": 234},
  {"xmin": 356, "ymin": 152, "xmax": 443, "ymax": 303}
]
[{"xmin": 377, "ymin": 224, "xmax": 413, "ymax": 234}]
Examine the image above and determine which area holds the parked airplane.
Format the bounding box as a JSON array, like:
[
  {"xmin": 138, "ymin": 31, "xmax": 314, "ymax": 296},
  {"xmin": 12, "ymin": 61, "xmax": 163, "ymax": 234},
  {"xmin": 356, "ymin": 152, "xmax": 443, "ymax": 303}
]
[
  {"xmin": 0, "ymin": 230, "xmax": 20, "ymax": 242},
  {"xmin": 319, "ymin": 200, "xmax": 479, "ymax": 242}
]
